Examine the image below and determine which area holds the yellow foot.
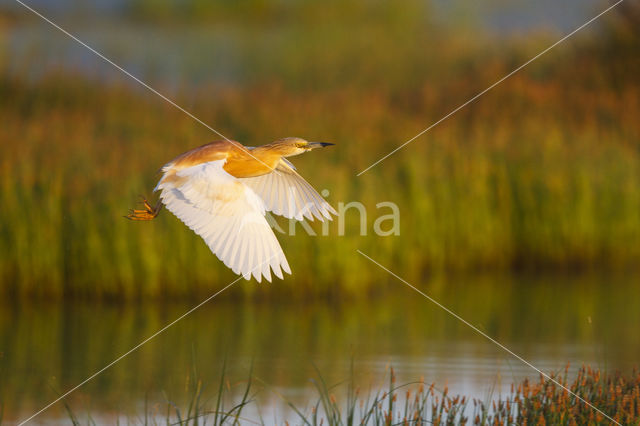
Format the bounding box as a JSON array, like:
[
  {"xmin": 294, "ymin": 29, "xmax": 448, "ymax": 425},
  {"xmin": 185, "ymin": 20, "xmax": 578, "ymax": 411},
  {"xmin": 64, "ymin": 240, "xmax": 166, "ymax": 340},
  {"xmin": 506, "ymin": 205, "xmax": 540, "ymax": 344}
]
[{"xmin": 125, "ymin": 197, "xmax": 162, "ymax": 221}]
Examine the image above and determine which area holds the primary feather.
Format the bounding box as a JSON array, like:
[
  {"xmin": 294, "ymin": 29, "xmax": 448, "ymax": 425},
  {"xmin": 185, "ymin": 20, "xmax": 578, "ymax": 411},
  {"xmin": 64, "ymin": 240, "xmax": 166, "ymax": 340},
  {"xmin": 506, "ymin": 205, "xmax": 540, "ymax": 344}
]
[{"xmin": 239, "ymin": 159, "xmax": 337, "ymax": 221}]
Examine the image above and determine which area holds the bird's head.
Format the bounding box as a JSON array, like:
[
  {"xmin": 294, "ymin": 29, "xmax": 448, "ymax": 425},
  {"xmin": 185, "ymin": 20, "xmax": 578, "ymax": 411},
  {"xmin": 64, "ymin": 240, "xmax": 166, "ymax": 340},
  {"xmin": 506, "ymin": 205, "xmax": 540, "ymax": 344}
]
[{"xmin": 269, "ymin": 137, "xmax": 334, "ymax": 157}]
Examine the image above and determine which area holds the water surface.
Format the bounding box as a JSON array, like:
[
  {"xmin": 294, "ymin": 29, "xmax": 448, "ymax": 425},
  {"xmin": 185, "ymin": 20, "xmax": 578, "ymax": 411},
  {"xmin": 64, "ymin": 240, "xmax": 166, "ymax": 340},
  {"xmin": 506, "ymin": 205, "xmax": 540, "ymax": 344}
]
[{"xmin": 1, "ymin": 273, "xmax": 638, "ymax": 423}]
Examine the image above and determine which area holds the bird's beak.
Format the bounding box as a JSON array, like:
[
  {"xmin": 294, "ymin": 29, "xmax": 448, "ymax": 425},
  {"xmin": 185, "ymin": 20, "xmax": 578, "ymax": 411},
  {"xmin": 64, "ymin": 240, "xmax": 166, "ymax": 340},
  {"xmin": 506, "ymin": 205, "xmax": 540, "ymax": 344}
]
[{"xmin": 306, "ymin": 142, "xmax": 335, "ymax": 150}]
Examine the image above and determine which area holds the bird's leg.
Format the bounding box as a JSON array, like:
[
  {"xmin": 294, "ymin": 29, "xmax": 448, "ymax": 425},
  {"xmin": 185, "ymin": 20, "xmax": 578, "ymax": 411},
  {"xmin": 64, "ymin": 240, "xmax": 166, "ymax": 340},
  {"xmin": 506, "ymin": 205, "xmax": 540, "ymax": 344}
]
[{"xmin": 126, "ymin": 197, "xmax": 163, "ymax": 221}]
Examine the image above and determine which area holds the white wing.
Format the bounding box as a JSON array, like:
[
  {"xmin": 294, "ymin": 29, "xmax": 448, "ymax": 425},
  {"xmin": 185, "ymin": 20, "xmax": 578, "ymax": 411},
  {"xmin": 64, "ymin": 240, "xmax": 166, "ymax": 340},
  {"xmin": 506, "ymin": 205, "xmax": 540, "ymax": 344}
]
[
  {"xmin": 155, "ymin": 160, "xmax": 290, "ymax": 282},
  {"xmin": 239, "ymin": 160, "xmax": 337, "ymax": 221}
]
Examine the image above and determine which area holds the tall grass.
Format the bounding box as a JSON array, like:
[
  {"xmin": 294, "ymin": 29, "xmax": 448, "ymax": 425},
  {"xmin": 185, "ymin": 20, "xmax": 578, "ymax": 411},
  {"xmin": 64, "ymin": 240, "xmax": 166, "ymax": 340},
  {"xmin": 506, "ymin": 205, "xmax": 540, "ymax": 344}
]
[
  {"xmin": 0, "ymin": 4, "xmax": 639, "ymax": 299},
  {"xmin": 59, "ymin": 365, "xmax": 640, "ymax": 425},
  {"xmin": 60, "ymin": 359, "xmax": 255, "ymax": 426}
]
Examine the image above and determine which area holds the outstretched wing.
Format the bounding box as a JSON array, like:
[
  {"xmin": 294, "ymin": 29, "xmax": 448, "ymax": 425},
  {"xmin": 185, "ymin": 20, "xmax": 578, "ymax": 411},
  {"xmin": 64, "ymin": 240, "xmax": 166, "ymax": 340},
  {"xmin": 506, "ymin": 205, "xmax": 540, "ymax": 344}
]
[
  {"xmin": 239, "ymin": 160, "xmax": 337, "ymax": 221},
  {"xmin": 155, "ymin": 160, "xmax": 290, "ymax": 282}
]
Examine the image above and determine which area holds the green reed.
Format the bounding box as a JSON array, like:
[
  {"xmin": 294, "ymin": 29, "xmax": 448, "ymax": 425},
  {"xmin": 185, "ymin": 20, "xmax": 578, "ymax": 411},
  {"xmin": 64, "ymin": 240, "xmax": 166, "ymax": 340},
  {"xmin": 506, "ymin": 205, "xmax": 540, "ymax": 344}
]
[
  {"xmin": 59, "ymin": 364, "xmax": 640, "ymax": 425},
  {"xmin": 0, "ymin": 4, "xmax": 639, "ymax": 300}
]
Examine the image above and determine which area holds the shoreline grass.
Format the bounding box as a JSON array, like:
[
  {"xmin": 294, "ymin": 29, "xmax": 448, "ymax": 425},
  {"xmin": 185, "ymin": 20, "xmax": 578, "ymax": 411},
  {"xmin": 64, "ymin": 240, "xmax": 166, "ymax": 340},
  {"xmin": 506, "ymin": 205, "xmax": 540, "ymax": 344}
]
[{"xmin": 47, "ymin": 364, "xmax": 640, "ymax": 425}]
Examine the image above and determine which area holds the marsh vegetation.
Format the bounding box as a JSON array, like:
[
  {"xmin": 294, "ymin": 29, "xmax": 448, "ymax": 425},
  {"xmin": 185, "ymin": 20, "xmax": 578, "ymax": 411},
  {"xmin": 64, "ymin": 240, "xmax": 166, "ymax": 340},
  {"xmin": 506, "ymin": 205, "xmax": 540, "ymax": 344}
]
[{"xmin": 1, "ymin": 3, "xmax": 639, "ymax": 300}]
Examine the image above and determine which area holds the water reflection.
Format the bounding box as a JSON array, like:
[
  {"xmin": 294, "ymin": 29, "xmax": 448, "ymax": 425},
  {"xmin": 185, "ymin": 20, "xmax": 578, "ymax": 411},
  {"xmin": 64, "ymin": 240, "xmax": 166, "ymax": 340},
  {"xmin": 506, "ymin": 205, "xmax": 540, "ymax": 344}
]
[{"xmin": 1, "ymin": 273, "xmax": 638, "ymax": 423}]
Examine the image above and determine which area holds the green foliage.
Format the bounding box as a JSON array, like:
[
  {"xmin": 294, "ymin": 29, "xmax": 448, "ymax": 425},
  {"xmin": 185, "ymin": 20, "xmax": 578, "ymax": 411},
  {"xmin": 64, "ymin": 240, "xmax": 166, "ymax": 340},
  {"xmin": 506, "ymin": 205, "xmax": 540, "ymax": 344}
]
[
  {"xmin": 61, "ymin": 365, "xmax": 640, "ymax": 425},
  {"xmin": 0, "ymin": 6, "xmax": 639, "ymax": 300},
  {"xmin": 60, "ymin": 359, "xmax": 254, "ymax": 426}
]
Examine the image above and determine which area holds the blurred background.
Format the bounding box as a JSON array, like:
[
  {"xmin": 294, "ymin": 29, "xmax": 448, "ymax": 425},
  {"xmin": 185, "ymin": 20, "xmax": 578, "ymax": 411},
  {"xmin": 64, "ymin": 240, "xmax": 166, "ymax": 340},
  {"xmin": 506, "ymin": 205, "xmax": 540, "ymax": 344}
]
[{"xmin": 0, "ymin": 0, "xmax": 639, "ymax": 423}]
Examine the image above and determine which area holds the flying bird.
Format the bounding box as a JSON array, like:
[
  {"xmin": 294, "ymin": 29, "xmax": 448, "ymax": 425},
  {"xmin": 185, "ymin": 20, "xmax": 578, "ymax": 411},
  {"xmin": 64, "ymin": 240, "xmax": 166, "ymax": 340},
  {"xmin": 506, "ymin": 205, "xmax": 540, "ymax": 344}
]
[{"xmin": 127, "ymin": 137, "xmax": 337, "ymax": 282}]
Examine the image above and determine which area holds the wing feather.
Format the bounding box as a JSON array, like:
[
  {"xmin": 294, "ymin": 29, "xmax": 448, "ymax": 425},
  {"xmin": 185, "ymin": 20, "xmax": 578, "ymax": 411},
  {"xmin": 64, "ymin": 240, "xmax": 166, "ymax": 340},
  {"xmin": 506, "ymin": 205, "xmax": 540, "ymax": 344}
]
[
  {"xmin": 259, "ymin": 233, "xmax": 271, "ymax": 281},
  {"xmin": 239, "ymin": 160, "xmax": 337, "ymax": 222},
  {"xmin": 155, "ymin": 160, "xmax": 289, "ymax": 282}
]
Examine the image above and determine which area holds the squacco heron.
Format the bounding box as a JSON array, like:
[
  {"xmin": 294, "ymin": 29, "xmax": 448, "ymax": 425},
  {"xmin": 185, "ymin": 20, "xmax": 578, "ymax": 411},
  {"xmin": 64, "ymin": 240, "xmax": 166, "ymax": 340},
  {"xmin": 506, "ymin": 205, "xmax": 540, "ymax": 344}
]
[{"xmin": 127, "ymin": 137, "xmax": 337, "ymax": 282}]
